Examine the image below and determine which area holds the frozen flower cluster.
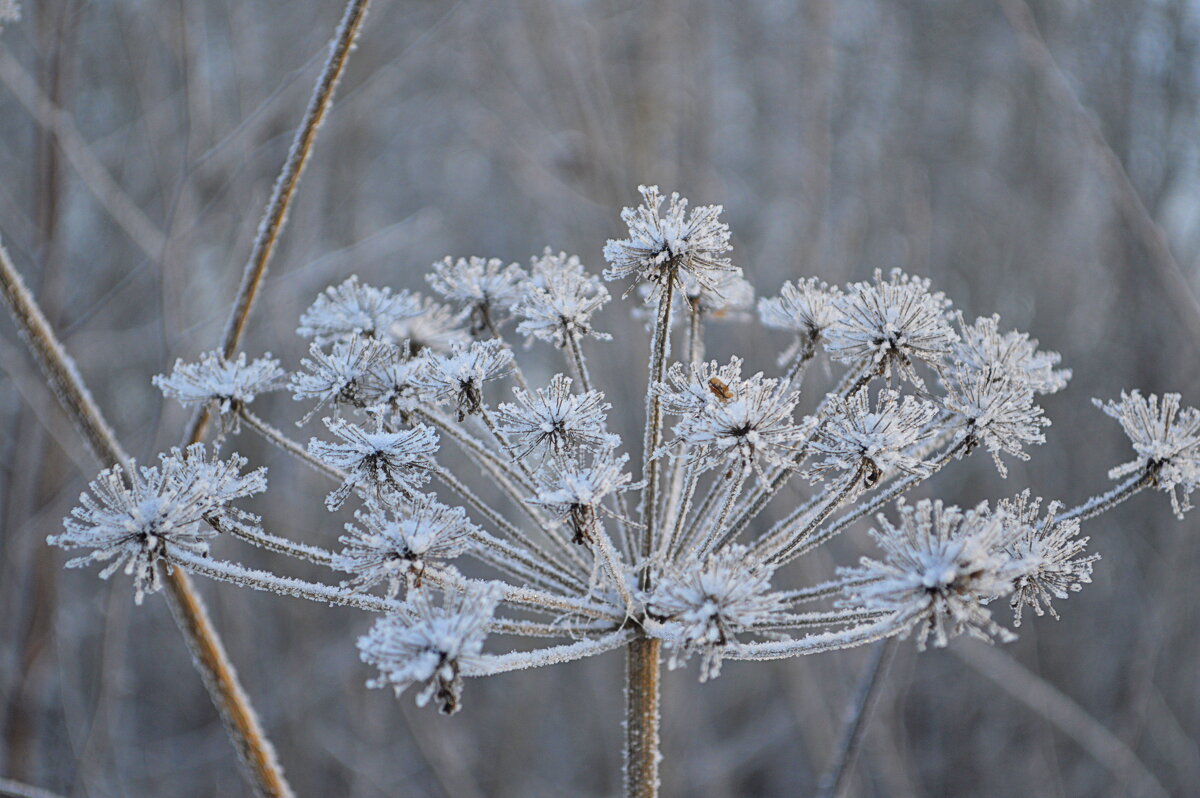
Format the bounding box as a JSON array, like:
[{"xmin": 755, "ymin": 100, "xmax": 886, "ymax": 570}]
[{"xmin": 52, "ymin": 185, "xmax": 1198, "ymax": 722}]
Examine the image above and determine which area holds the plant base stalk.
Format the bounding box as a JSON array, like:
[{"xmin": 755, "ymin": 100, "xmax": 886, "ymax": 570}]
[{"xmin": 625, "ymin": 635, "xmax": 662, "ymax": 798}]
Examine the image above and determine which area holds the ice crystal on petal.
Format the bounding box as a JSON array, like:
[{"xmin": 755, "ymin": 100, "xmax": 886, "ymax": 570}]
[
  {"xmin": 531, "ymin": 448, "xmax": 636, "ymax": 544},
  {"xmin": 416, "ymin": 339, "xmax": 514, "ymax": 420},
  {"xmin": 358, "ymin": 583, "xmax": 502, "ymax": 714},
  {"xmin": 824, "ymin": 269, "xmax": 957, "ymax": 387},
  {"xmin": 759, "ymin": 278, "xmax": 843, "ymax": 365},
  {"xmin": 512, "ymin": 250, "xmax": 611, "ymax": 347},
  {"xmin": 154, "ymin": 351, "xmax": 285, "ymax": 432},
  {"xmin": 337, "ymin": 494, "xmax": 476, "ymax": 597},
  {"xmin": 297, "ymin": 276, "xmax": 422, "ymax": 345},
  {"xmin": 49, "ymin": 445, "xmax": 267, "ymax": 603},
  {"xmin": 951, "ymin": 314, "xmax": 1071, "ymax": 395},
  {"xmin": 496, "ymin": 374, "xmax": 618, "ymax": 464},
  {"xmin": 290, "ymin": 336, "xmax": 397, "ymax": 422},
  {"xmin": 1095, "ymin": 391, "xmax": 1200, "ymax": 517},
  {"xmin": 997, "ymin": 492, "xmax": 1097, "ymax": 626},
  {"xmin": 603, "ymin": 185, "xmax": 735, "ymax": 296},
  {"xmin": 388, "ymin": 296, "xmax": 470, "ymax": 354},
  {"xmin": 839, "ymin": 499, "xmax": 1020, "ymax": 649},
  {"xmin": 427, "ymin": 256, "xmax": 527, "ymax": 333},
  {"xmin": 308, "ymin": 417, "xmax": 438, "ymax": 510},
  {"xmin": 646, "ymin": 546, "xmax": 787, "ymax": 681},
  {"xmin": 808, "ymin": 389, "xmax": 937, "ymax": 489},
  {"xmin": 943, "ymin": 365, "xmax": 1048, "ymax": 476}
]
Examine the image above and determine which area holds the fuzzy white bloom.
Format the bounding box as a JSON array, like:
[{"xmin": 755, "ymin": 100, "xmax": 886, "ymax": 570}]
[
  {"xmin": 511, "ymin": 250, "xmax": 611, "ymax": 347},
  {"xmin": 530, "ymin": 447, "xmax": 636, "ymax": 544},
  {"xmin": 49, "ymin": 445, "xmax": 266, "ymax": 603},
  {"xmin": 496, "ymin": 374, "xmax": 618, "ymax": 463},
  {"xmin": 428, "ymin": 256, "xmax": 527, "ymax": 333},
  {"xmin": 759, "ymin": 277, "xmax": 843, "ymax": 365},
  {"xmin": 951, "ymin": 313, "xmax": 1071, "ymax": 395},
  {"xmin": 298, "ymin": 276, "xmax": 422, "ymax": 346},
  {"xmin": 0, "ymin": 2, "xmax": 20, "ymax": 31},
  {"xmin": 943, "ymin": 365, "xmax": 1049, "ymax": 477},
  {"xmin": 356, "ymin": 349, "xmax": 426, "ymax": 413},
  {"xmin": 1095, "ymin": 391, "xmax": 1200, "ymax": 517},
  {"xmin": 416, "ymin": 339, "xmax": 514, "ymax": 420},
  {"xmin": 657, "ymin": 357, "xmax": 751, "ymax": 418},
  {"xmin": 997, "ymin": 492, "xmax": 1097, "ymax": 626},
  {"xmin": 290, "ymin": 336, "xmax": 398, "ymax": 421},
  {"xmin": 308, "ymin": 417, "xmax": 439, "ymax": 510},
  {"xmin": 824, "ymin": 268, "xmax": 957, "ymax": 387},
  {"xmin": 358, "ymin": 583, "xmax": 502, "ymax": 714},
  {"xmin": 839, "ymin": 499, "xmax": 1020, "ymax": 649},
  {"xmin": 388, "ymin": 295, "xmax": 470, "ymax": 354},
  {"xmin": 337, "ymin": 494, "xmax": 476, "ymax": 597},
  {"xmin": 603, "ymin": 185, "xmax": 735, "ymax": 296},
  {"xmin": 154, "ymin": 351, "xmax": 285, "ymax": 432},
  {"xmin": 646, "ymin": 546, "xmax": 788, "ymax": 681},
  {"xmin": 808, "ymin": 389, "xmax": 937, "ymax": 488}
]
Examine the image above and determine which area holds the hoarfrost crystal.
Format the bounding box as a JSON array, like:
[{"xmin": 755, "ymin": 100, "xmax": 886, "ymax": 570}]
[{"xmin": 1095, "ymin": 391, "xmax": 1200, "ymax": 517}]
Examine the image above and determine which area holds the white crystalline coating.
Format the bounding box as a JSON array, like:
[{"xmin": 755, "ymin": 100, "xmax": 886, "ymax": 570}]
[
  {"xmin": 759, "ymin": 277, "xmax": 844, "ymax": 364},
  {"xmin": 645, "ymin": 546, "xmax": 788, "ymax": 681},
  {"xmin": 48, "ymin": 444, "xmax": 267, "ymax": 604},
  {"xmin": 154, "ymin": 351, "xmax": 285, "ymax": 428},
  {"xmin": 511, "ymin": 249, "xmax": 611, "ymax": 347},
  {"xmin": 950, "ymin": 313, "xmax": 1071, "ymax": 396},
  {"xmin": 358, "ymin": 351, "xmax": 427, "ymax": 413},
  {"xmin": 997, "ymin": 491, "xmax": 1098, "ymax": 626},
  {"xmin": 530, "ymin": 447, "xmax": 636, "ymax": 516},
  {"xmin": 308, "ymin": 417, "xmax": 439, "ymax": 510},
  {"xmin": 427, "ymin": 256, "xmax": 528, "ymax": 310},
  {"xmin": 358, "ymin": 583, "xmax": 503, "ymax": 715},
  {"xmin": 337, "ymin": 493, "xmax": 477, "ymax": 598},
  {"xmin": 415, "ymin": 339, "xmax": 514, "ymax": 420},
  {"xmin": 496, "ymin": 374, "xmax": 618, "ymax": 464},
  {"xmin": 657, "ymin": 357, "xmax": 749, "ymax": 418},
  {"xmin": 1095, "ymin": 391, "xmax": 1200, "ymax": 517},
  {"xmin": 290, "ymin": 336, "xmax": 397, "ymax": 420},
  {"xmin": 297, "ymin": 276, "xmax": 423, "ymax": 345},
  {"xmin": 630, "ymin": 269, "xmax": 756, "ymax": 330},
  {"xmin": 808, "ymin": 389, "xmax": 937, "ymax": 487},
  {"xmin": 603, "ymin": 185, "xmax": 735, "ymax": 296},
  {"xmin": 824, "ymin": 268, "xmax": 958, "ymax": 387},
  {"xmin": 388, "ymin": 295, "xmax": 471, "ymax": 354},
  {"xmin": 942, "ymin": 364, "xmax": 1049, "ymax": 476},
  {"xmin": 838, "ymin": 499, "xmax": 1021, "ymax": 650}
]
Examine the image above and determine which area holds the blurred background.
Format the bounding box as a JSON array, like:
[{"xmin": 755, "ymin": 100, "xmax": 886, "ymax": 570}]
[{"xmin": 2, "ymin": 0, "xmax": 1200, "ymax": 795}]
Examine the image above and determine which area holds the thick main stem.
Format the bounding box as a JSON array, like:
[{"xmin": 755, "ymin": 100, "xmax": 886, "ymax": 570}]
[{"xmin": 625, "ymin": 635, "xmax": 662, "ymax": 798}]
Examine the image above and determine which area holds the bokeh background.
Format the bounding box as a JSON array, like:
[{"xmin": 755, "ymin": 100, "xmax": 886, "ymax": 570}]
[{"xmin": 3, "ymin": 0, "xmax": 1200, "ymax": 796}]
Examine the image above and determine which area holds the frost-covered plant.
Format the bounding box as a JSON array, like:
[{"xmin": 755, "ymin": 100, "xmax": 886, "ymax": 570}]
[{"xmin": 51, "ymin": 186, "xmax": 1200, "ymax": 797}]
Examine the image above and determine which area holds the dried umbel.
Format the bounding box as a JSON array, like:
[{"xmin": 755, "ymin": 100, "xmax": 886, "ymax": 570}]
[{"xmin": 52, "ymin": 185, "xmax": 1198, "ymax": 796}]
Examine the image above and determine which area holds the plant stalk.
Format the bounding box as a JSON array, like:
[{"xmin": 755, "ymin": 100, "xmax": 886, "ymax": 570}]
[{"xmin": 625, "ymin": 634, "xmax": 662, "ymax": 798}]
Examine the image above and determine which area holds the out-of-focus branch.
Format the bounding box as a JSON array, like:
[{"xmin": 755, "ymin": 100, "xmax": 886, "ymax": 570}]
[
  {"xmin": 0, "ymin": 240, "xmax": 294, "ymax": 798},
  {"xmin": 996, "ymin": 0, "xmax": 1200, "ymax": 342}
]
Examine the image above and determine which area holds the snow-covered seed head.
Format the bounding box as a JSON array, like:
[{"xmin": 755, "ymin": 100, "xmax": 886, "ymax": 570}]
[
  {"xmin": 603, "ymin": 185, "xmax": 735, "ymax": 297},
  {"xmin": 839, "ymin": 499, "xmax": 1020, "ymax": 650},
  {"xmin": 824, "ymin": 268, "xmax": 958, "ymax": 387},
  {"xmin": 290, "ymin": 336, "xmax": 398, "ymax": 422},
  {"xmin": 997, "ymin": 492, "xmax": 1098, "ymax": 626},
  {"xmin": 337, "ymin": 494, "xmax": 477, "ymax": 597},
  {"xmin": 759, "ymin": 277, "xmax": 843, "ymax": 365},
  {"xmin": 154, "ymin": 351, "xmax": 285, "ymax": 433},
  {"xmin": 49, "ymin": 445, "xmax": 267, "ymax": 604},
  {"xmin": 416, "ymin": 339, "xmax": 514, "ymax": 421},
  {"xmin": 496, "ymin": 374, "xmax": 618, "ymax": 464},
  {"xmin": 388, "ymin": 296, "xmax": 470, "ymax": 355},
  {"xmin": 942, "ymin": 364, "xmax": 1049, "ymax": 476},
  {"xmin": 808, "ymin": 389, "xmax": 937, "ymax": 490},
  {"xmin": 531, "ymin": 447, "xmax": 636, "ymax": 544},
  {"xmin": 657, "ymin": 357, "xmax": 749, "ymax": 418},
  {"xmin": 951, "ymin": 313, "xmax": 1071, "ymax": 396},
  {"xmin": 427, "ymin": 256, "xmax": 528, "ymax": 334},
  {"xmin": 645, "ymin": 546, "xmax": 787, "ymax": 681},
  {"xmin": 298, "ymin": 276, "xmax": 422, "ymax": 346},
  {"xmin": 357, "ymin": 353, "xmax": 426, "ymax": 414},
  {"xmin": 511, "ymin": 249, "xmax": 611, "ymax": 348},
  {"xmin": 1094, "ymin": 391, "xmax": 1200, "ymax": 517},
  {"xmin": 358, "ymin": 583, "xmax": 502, "ymax": 715},
  {"xmin": 308, "ymin": 417, "xmax": 439, "ymax": 511}
]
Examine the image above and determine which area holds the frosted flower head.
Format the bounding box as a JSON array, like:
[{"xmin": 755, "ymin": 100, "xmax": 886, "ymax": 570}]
[
  {"xmin": 943, "ymin": 365, "xmax": 1049, "ymax": 477},
  {"xmin": 759, "ymin": 278, "xmax": 843, "ymax": 365},
  {"xmin": 511, "ymin": 249, "xmax": 611, "ymax": 348},
  {"xmin": 388, "ymin": 296, "xmax": 470, "ymax": 354},
  {"xmin": 496, "ymin": 374, "xmax": 618, "ymax": 464},
  {"xmin": 603, "ymin": 185, "xmax": 735, "ymax": 297},
  {"xmin": 154, "ymin": 351, "xmax": 285, "ymax": 433},
  {"xmin": 1095, "ymin": 391, "xmax": 1200, "ymax": 517},
  {"xmin": 337, "ymin": 494, "xmax": 476, "ymax": 597},
  {"xmin": 824, "ymin": 269, "xmax": 957, "ymax": 387},
  {"xmin": 358, "ymin": 350, "xmax": 426, "ymax": 414},
  {"xmin": 645, "ymin": 546, "xmax": 787, "ymax": 681},
  {"xmin": 49, "ymin": 445, "xmax": 267, "ymax": 603},
  {"xmin": 531, "ymin": 447, "xmax": 635, "ymax": 544},
  {"xmin": 308, "ymin": 417, "xmax": 438, "ymax": 510},
  {"xmin": 997, "ymin": 492, "xmax": 1098, "ymax": 626},
  {"xmin": 298, "ymin": 276, "xmax": 422, "ymax": 346},
  {"xmin": 359, "ymin": 583, "xmax": 502, "ymax": 715},
  {"xmin": 950, "ymin": 314, "xmax": 1071, "ymax": 396},
  {"xmin": 290, "ymin": 336, "xmax": 398, "ymax": 422},
  {"xmin": 427, "ymin": 256, "xmax": 527, "ymax": 333},
  {"xmin": 417, "ymin": 339, "xmax": 514, "ymax": 420},
  {"xmin": 657, "ymin": 357, "xmax": 750, "ymax": 418},
  {"xmin": 678, "ymin": 268, "xmax": 755, "ymax": 320},
  {"xmin": 808, "ymin": 389, "xmax": 937, "ymax": 490},
  {"xmin": 839, "ymin": 499, "xmax": 1020, "ymax": 649}
]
